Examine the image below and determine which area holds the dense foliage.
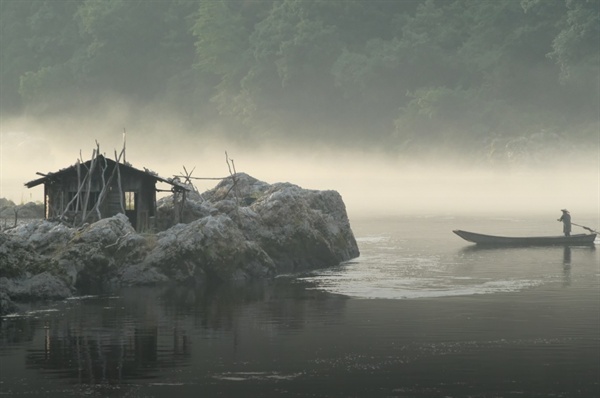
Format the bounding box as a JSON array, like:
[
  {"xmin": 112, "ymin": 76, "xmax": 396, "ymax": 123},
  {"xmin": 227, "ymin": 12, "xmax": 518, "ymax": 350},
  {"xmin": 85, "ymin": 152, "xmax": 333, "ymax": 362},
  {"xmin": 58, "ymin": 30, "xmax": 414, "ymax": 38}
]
[{"xmin": 1, "ymin": 0, "xmax": 598, "ymax": 157}]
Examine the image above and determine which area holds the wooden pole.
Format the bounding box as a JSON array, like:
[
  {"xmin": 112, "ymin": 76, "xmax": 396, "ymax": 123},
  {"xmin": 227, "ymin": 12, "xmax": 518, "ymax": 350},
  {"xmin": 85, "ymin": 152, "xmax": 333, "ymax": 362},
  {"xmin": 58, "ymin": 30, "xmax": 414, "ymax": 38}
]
[
  {"xmin": 115, "ymin": 149, "xmax": 125, "ymax": 213},
  {"xmin": 82, "ymin": 148, "xmax": 127, "ymax": 225},
  {"xmin": 225, "ymin": 151, "xmax": 241, "ymax": 223},
  {"xmin": 81, "ymin": 148, "xmax": 97, "ymax": 223},
  {"xmin": 94, "ymin": 155, "xmax": 107, "ymax": 220},
  {"xmin": 122, "ymin": 128, "xmax": 127, "ymax": 164},
  {"xmin": 76, "ymin": 160, "xmax": 81, "ymax": 212}
]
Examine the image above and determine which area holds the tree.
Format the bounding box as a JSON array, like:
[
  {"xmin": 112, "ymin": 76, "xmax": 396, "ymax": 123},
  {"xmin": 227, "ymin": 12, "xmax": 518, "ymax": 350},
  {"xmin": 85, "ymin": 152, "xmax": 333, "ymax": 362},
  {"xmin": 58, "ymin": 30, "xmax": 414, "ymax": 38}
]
[
  {"xmin": 1, "ymin": 0, "xmax": 81, "ymax": 112},
  {"xmin": 1, "ymin": 0, "xmax": 597, "ymax": 157}
]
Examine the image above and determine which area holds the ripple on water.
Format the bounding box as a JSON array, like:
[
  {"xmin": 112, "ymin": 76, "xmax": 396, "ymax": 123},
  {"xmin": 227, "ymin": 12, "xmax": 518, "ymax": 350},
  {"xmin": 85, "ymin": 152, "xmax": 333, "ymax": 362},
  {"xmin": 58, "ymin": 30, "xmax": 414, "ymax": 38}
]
[
  {"xmin": 299, "ymin": 260, "xmax": 544, "ymax": 299},
  {"xmin": 212, "ymin": 372, "xmax": 303, "ymax": 382}
]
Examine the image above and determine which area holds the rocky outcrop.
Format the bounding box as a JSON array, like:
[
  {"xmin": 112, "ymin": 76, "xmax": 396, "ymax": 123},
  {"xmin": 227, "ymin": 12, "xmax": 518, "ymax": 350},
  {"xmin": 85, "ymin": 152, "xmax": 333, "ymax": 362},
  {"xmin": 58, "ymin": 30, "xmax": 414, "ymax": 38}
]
[
  {"xmin": 245, "ymin": 184, "xmax": 358, "ymax": 273},
  {"xmin": 0, "ymin": 173, "xmax": 359, "ymax": 315},
  {"xmin": 142, "ymin": 214, "xmax": 276, "ymax": 284},
  {"xmin": 0, "ymin": 272, "xmax": 72, "ymax": 301}
]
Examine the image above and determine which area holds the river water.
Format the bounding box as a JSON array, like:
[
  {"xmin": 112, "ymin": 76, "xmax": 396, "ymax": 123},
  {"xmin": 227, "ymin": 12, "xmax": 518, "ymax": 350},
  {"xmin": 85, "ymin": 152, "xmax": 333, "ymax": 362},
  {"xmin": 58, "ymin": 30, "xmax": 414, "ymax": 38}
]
[{"xmin": 1, "ymin": 215, "xmax": 599, "ymax": 397}]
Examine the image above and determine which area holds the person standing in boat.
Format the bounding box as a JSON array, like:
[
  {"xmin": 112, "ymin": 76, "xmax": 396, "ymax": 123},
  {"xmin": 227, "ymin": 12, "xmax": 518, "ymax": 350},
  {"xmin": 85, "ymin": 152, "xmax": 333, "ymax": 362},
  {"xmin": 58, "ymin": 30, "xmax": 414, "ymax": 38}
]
[{"xmin": 558, "ymin": 209, "xmax": 571, "ymax": 236}]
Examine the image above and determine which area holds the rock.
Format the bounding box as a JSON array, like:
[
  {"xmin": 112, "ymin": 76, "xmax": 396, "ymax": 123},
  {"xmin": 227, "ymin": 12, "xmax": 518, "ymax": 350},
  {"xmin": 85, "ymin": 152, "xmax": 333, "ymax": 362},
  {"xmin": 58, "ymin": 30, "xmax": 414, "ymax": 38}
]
[
  {"xmin": 0, "ymin": 232, "xmax": 61, "ymax": 278},
  {"xmin": 57, "ymin": 214, "xmax": 141, "ymax": 289},
  {"xmin": 7, "ymin": 219, "xmax": 74, "ymax": 254},
  {"xmin": 143, "ymin": 214, "xmax": 276, "ymax": 283},
  {"xmin": 0, "ymin": 233, "xmax": 34, "ymax": 278},
  {"xmin": 203, "ymin": 173, "xmax": 270, "ymax": 204},
  {"xmin": 0, "ymin": 272, "xmax": 72, "ymax": 301},
  {"xmin": 244, "ymin": 183, "xmax": 359, "ymax": 273},
  {"xmin": 156, "ymin": 191, "xmax": 214, "ymax": 229},
  {"xmin": 114, "ymin": 263, "xmax": 169, "ymax": 286},
  {"xmin": 159, "ymin": 173, "xmax": 359, "ymax": 272},
  {"xmin": 73, "ymin": 213, "xmax": 135, "ymax": 246},
  {"xmin": 0, "ymin": 290, "xmax": 18, "ymax": 316},
  {"xmin": 27, "ymin": 272, "xmax": 73, "ymax": 299},
  {"xmin": 0, "ymin": 173, "xmax": 359, "ymax": 314}
]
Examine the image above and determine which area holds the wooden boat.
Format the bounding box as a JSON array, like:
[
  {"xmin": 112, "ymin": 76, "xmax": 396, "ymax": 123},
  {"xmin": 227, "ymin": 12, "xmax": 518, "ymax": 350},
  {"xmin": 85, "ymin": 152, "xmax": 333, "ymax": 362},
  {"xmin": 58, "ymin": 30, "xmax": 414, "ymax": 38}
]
[{"xmin": 453, "ymin": 229, "xmax": 596, "ymax": 246}]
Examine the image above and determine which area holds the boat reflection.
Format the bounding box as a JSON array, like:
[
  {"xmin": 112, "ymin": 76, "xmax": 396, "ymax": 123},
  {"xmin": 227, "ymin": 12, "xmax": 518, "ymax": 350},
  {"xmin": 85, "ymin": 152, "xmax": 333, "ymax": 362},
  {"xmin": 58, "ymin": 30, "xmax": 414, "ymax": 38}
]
[
  {"xmin": 563, "ymin": 246, "xmax": 571, "ymax": 265},
  {"xmin": 562, "ymin": 246, "xmax": 571, "ymax": 286},
  {"xmin": 458, "ymin": 244, "xmax": 597, "ymax": 285},
  {"xmin": 458, "ymin": 244, "xmax": 596, "ymax": 253}
]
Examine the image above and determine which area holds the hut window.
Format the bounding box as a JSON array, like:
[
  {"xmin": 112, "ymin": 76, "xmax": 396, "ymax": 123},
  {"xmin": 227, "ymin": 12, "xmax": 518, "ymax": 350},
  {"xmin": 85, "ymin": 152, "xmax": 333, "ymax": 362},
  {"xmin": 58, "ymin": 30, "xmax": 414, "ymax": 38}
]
[{"xmin": 125, "ymin": 191, "xmax": 136, "ymax": 211}]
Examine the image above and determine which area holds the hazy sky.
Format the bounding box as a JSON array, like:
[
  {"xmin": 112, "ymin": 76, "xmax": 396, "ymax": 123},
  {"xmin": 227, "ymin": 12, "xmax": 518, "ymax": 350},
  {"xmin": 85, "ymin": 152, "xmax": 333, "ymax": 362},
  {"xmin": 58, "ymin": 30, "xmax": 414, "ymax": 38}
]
[{"xmin": 1, "ymin": 111, "xmax": 599, "ymax": 222}]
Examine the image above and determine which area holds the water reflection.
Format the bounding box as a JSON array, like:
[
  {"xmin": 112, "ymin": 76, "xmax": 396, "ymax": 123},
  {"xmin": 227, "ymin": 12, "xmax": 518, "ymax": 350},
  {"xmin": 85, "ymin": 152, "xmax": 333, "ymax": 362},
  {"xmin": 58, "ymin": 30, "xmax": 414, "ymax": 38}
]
[
  {"xmin": 458, "ymin": 243, "xmax": 596, "ymax": 262},
  {"xmin": 2, "ymin": 215, "xmax": 598, "ymax": 397},
  {"xmin": 458, "ymin": 244, "xmax": 598, "ymax": 289},
  {"xmin": 563, "ymin": 246, "xmax": 572, "ymax": 286},
  {"xmin": 458, "ymin": 243, "xmax": 594, "ymax": 253},
  {"xmin": 25, "ymin": 315, "xmax": 189, "ymax": 384},
  {"xmin": 2, "ymin": 279, "xmax": 347, "ymax": 388},
  {"xmin": 563, "ymin": 246, "xmax": 572, "ymax": 265}
]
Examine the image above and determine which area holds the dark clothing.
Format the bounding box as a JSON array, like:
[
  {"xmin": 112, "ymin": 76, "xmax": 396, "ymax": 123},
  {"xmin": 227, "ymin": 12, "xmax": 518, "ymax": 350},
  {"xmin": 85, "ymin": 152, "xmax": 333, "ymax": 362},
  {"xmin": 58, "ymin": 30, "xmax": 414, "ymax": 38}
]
[{"xmin": 559, "ymin": 213, "xmax": 571, "ymax": 236}]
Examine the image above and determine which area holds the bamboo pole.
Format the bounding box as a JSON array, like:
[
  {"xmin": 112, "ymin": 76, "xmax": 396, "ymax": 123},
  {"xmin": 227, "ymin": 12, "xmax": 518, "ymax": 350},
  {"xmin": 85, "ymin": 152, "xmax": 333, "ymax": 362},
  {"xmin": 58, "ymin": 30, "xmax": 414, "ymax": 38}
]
[
  {"xmin": 95, "ymin": 155, "xmax": 108, "ymax": 220},
  {"xmin": 122, "ymin": 128, "xmax": 126, "ymax": 164},
  {"xmin": 225, "ymin": 151, "xmax": 241, "ymax": 223},
  {"xmin": 76, "ymin": 160, "xmax": 81, "ymax": 212},
  {"xmin": 115, "ymin": 149, "xmax": 125, "ymax": 214},
  {"xmin": 81, "ymin": 147, "xmax": 125, "ymax": 225},
  {"xmin": 60, "ymin": 170, "xmax": 90, "ymax": 221},
  {"xmin": 81, "ymin": 146, "xmax": 98, "ymax": 223}
]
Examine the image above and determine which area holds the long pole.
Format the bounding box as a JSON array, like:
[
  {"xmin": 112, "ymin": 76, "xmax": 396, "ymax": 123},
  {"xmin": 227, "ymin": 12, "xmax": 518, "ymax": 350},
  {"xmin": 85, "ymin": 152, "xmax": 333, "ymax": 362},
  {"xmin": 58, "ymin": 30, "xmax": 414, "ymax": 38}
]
[
  {"xmin": 122, "ymin": 128, "xmax": 127, "ymax": 164},
  {"xmin": 572, "ymin": 222, "xmax": 599, "ymax": 234}
]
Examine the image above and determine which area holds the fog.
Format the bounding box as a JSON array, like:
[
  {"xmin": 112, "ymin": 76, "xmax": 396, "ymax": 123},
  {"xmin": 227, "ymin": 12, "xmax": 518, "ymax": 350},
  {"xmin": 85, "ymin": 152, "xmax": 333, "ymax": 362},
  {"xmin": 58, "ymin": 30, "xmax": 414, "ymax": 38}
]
[
  {"xmin": 2, "ymin": 0, "xmax": 598, "ymax": 228},
  {"xmin": 1, "ymin": 112, "xmax": 599, "ymax": 223}
]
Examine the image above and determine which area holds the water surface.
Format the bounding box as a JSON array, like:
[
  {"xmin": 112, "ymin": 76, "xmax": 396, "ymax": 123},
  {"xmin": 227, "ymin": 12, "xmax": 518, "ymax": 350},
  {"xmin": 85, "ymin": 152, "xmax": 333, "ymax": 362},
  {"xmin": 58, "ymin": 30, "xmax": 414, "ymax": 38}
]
[{"xmin": 1, "ymin": 215, "xmax": 599, "ymax": 397}]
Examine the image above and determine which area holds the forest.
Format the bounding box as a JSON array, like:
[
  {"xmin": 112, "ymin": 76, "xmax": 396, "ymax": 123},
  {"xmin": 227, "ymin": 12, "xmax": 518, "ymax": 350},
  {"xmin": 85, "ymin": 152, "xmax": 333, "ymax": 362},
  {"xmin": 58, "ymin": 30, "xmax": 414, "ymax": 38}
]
[{"xmin": 1, "ymin": 0, "xmax": 598, "ymax": 162}]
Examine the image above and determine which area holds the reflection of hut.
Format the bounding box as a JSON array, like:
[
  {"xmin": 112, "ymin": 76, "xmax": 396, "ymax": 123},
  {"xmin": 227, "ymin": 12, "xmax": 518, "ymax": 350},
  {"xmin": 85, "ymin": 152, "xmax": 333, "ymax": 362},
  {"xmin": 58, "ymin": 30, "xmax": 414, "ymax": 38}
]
[
  {"xmin": 25, "ymin": 154, "xmax": 187, "ymax": 231},
  {"xmin": 29, "ymin": 323, "xmax": 189, "ymax": 384}
]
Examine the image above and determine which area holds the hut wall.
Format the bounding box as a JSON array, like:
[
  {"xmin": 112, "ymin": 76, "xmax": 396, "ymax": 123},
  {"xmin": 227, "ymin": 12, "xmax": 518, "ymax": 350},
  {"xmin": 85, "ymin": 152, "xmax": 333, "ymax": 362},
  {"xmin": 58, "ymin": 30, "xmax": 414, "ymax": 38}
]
[
  {"xmin": 113, "ymin": 170, "xmax": 157, "ymax": 231},
  {"xmin": 137, "ymin": 179, "xmax": 157, "ymax": 232},
  {"xmin": 40, "ymin": 160, "xmax": 160, "ymax": 231}
]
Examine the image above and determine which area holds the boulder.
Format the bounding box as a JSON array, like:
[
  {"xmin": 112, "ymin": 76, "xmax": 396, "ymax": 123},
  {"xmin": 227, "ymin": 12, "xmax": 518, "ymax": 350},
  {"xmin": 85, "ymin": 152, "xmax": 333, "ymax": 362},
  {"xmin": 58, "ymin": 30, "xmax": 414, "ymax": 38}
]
[
  {"xmin": 57, "ymin": 214, "xmax": 143, "ymax": 289},
  {"xmin": 0, "ymin": 272, "xmax": 72, "ymax": 301},
  {"xmin": 0, "ymin": 173, "xmax": 359, "ymax": 315},
  {"xmin": 203, "ymin": 173, "xmax": 270, "ymax": 204},
  {"xmin": 244, "ymin": 183, "xmax": 359, "ymax": 273},
  {"xmin": 5, "ymin": 214, "xmax": 147, "ymax": 290},
  {"xmin": 0, "ymin": 231, "xmax": 63, "ymax": 278},
  {"xmin": 0, "ymin": 233, "xmax": 35, "ymax": 278},
  {"xmin": 0, "ymin": 290, "xmax": 18, "ymax": 316},
  {"xmin": 143, "ymin": 214, "xmax": 275, "ymax": 283},
  {"xmin": 72, "ymin": 213, "xmax": 135, "ymax": 246},
  {"xmin": 154, "ymin": 173, "xmax": 359, "ymax": 274},
  {"xmin": 113, "ymin": 263, "xmax": 169, "ymax": 286},
  {"xmin": 8, "ymin": 219, "xmax": 74, "ymax": 254}
]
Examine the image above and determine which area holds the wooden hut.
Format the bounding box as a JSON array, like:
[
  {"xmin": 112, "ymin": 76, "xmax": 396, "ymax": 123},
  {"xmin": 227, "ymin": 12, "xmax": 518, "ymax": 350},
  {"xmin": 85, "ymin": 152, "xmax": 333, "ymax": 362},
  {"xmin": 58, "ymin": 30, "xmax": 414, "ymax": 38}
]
[{"xmin": 25, "ymin": 155, "xmax": 187, "ymax": 231}]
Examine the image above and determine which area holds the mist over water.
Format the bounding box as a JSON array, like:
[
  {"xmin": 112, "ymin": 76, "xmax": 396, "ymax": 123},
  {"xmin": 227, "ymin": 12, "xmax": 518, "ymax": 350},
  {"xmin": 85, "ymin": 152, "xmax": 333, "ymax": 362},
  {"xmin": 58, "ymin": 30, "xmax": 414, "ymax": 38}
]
[{"xmin": 1, "ymin": 113, "xmax": 599, "ymax": 224}]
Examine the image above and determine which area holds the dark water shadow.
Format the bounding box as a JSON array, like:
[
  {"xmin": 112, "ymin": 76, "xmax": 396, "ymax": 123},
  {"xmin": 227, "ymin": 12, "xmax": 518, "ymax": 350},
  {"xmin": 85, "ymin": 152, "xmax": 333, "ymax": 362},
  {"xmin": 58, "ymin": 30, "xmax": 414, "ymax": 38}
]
[{"xmin": 2, "ymin": 278, "xmax": 348, "ymax": 389}]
